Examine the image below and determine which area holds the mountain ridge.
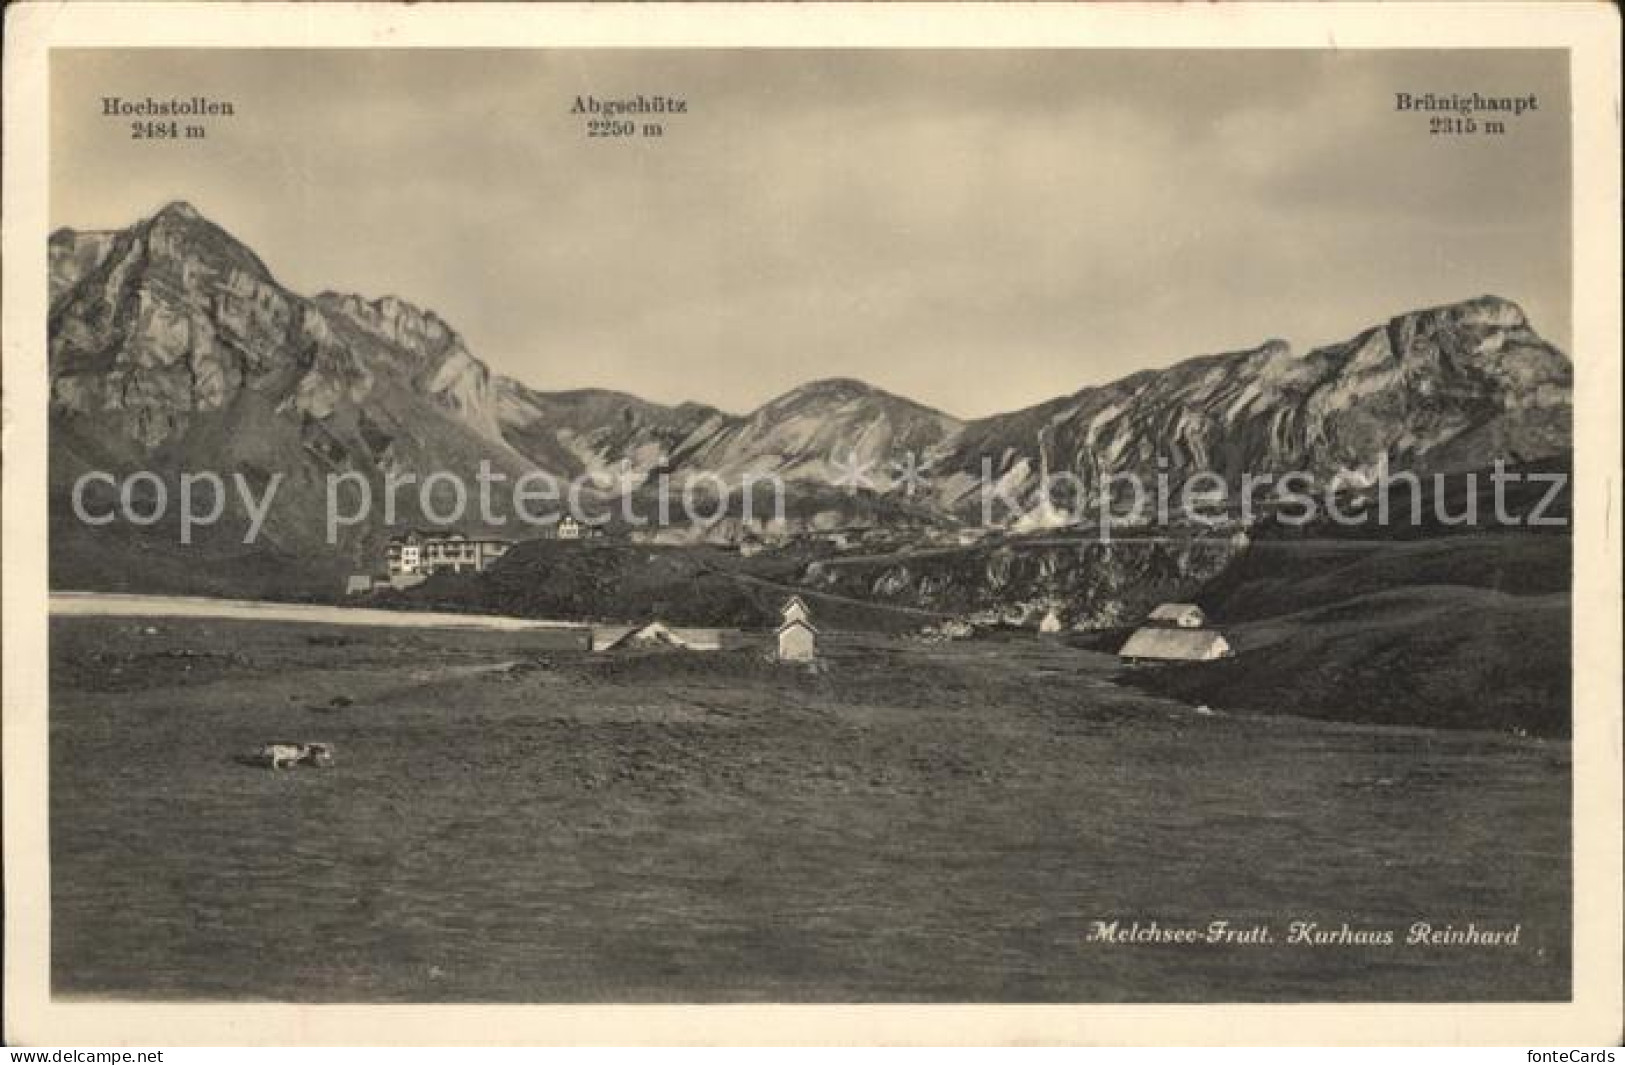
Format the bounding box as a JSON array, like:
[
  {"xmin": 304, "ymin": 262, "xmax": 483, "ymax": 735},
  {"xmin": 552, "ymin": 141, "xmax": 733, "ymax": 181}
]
[{"xmin": 47, "ymin": 201, "xmax": 1573, "ymax": 584}]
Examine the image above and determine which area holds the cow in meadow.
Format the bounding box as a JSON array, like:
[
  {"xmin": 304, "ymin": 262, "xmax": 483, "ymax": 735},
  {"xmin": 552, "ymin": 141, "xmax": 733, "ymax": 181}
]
[{"xmin": 243, "ymin": 742, "xmax": 335, "ymax": 769}]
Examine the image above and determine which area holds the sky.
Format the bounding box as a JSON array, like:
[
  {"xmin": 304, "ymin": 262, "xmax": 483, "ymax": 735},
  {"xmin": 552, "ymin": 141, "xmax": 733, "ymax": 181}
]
[{"xmin": 52, "ymin": 49, "xmax": 1570, "ymax": 418}]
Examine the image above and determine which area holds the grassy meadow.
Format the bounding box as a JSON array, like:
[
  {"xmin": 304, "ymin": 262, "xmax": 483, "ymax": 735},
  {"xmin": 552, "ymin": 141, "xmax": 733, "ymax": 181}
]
[{"xmin": 49, "ymin": 614, "xmax": 1569, "ymax": 1002}]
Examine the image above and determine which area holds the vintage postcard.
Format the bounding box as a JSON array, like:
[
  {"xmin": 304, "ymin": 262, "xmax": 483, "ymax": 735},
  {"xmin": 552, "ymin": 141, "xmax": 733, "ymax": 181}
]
[{"xmin": 3, "ymin": 1, "xmax": 1620, "ymax": 1047}]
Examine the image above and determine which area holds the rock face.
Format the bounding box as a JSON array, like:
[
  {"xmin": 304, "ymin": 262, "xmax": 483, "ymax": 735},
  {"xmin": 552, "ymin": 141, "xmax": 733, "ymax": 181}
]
[
  {"xmin": 47, "ymin": 202, "xmax": 537, "ymax": 571},
  {"xmin": 929, "ymin": 296, "xmax": 1571, "ymax": 521},
  {"xmin": 806, "ymin": 536, "xmax": 1243, "ymax": 630},
  {"xmin": 315, "ymin": 292, "xmax": 506, "ymax": 443},
  {"xmin": 47, "ymin": 202, "xmax": 1572, "ymax": 592},
  {"xmin": 493, "ymin": 381, "xmax": 726, "ymax": 484},
  {"xmin": 674, "ymin": 377, "xmax": 962, "ymax": 488},
  {"xmin": 50, "ymin": 202, "xmax": 360, "ymax": 449},
  {"xmin": 492, "ymin": 376, "xmax": 960, "ymax": 492}
]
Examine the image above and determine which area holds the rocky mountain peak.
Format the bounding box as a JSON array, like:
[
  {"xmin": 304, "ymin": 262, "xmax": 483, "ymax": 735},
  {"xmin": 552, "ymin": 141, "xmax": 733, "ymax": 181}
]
[
  {"xmin": 153, "ymin": 200, "xmax": 204, "ymax": 224},
  {"xmin": 787, "ymin": 376, "xmax": 875, "ymax": 399},
  {"xmin": 1365, "ymin": 296, "xmax": 1541, "ymax": 371},
  {"xmin": 761, "ymin": 377, "xmax": 873, "ymax": 413},
  {"xmin": 1408, "ymin": 294, "xmax": 1527, "ymax": 332},
  {"xmin": 48, "ymin": 201, "xmax": 370, "ymax": 451},
  {"xmin": 133, "ymin": 200, "xmax": 276, "ymax": 286},
  {"xmin": 765, "ymin": 376, "xmax": 957, "ymax": 423},
  {"xmin": 934, "ymin": 293, "xmax": 1571, "ymax": 519},
  {"xmin": 1338, "ymin": 295, "xmax": 1565, "ymax": 382}
]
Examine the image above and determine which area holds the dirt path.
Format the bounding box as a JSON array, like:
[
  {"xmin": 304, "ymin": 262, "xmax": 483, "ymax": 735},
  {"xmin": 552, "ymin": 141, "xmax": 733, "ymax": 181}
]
[{"xmin": 48, "ymin": 591, "xmax": 590, "ymax": 633}]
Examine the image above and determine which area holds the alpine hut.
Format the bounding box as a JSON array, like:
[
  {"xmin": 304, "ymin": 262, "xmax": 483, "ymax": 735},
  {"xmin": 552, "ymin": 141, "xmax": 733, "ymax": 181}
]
[
  {"xmin": 602, "ymin": 621, "xmax": 692, "ymax": 651},
  {"xmin": 1118, "ymin": 627, "xmax": 1233, "ymax": 664},
  {"xmin": 1118, "ymin": 600, "xmax": 1235, "ymax": 663},
  {"xmin": 1146, "ymin": 603, "xmax": 1207, "ymax": 629}
]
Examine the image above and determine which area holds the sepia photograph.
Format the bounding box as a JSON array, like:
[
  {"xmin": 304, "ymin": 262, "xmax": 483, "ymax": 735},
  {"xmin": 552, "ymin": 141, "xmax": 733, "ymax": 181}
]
[{"xmin": 4, "ymin": 0, "xmax": 1621, "ymax": 1048}]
